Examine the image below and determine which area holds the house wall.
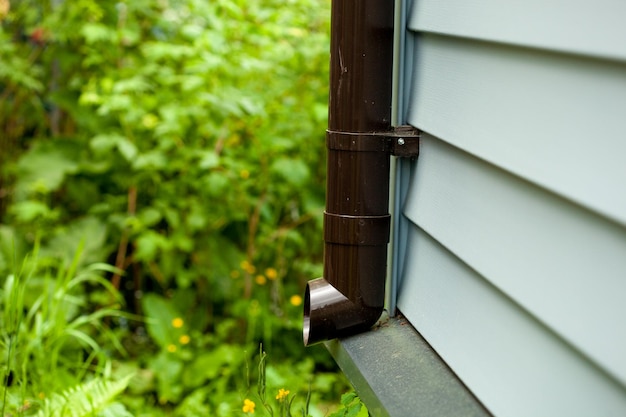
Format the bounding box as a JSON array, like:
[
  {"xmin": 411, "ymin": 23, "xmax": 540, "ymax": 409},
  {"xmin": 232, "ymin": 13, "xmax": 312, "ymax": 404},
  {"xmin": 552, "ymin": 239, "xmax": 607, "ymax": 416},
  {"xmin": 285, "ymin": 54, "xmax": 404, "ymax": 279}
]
[{"xmin": 396, "ymin": 1, "xmax": 626, "ymax": 415}]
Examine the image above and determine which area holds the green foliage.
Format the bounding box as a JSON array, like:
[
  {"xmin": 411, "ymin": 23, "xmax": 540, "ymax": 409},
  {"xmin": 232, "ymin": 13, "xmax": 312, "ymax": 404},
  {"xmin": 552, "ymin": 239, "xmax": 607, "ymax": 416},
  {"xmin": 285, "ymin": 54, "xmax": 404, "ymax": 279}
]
[
  {"xmin": 1, "ymin": 247, "xmax": 129, "ymax": 416},
  {"xmin": 2, "ymin": 0, "xmax": 329, "ymax": 310},
  {"xmin": 328, "ymin": 392, "xmax": 369, "ymax": 417},
  {"xmin": 242, "ymin": 346, "xmax": 339, "ymax": 417},
  {"xmin": 36, "ymin": 374, "xmax": 134, "ymax": 417},
  {"xmin": 0, "ymin": 0, "xmax": 354, "ymax": 415}
]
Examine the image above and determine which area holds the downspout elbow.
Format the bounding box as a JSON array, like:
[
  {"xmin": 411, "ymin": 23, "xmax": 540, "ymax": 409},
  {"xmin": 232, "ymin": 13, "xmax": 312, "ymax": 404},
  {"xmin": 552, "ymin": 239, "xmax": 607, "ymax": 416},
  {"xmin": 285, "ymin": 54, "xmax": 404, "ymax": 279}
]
[{"xmin": 304, "ymin": 277, "xmax": 383, "ymax": 346}]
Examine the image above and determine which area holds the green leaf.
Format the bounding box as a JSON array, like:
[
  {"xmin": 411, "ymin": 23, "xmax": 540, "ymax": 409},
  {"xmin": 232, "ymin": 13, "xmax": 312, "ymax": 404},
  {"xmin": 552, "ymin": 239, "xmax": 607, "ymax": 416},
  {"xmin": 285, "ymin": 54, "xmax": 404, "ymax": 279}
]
[
  {"xmin": 138, "ymin": 207, "xmax": 162, "ymax": 228},
  {"xmin": 340, "ymin": 392, "xmax": 357, "ymax": 406},
  {"xmin": 36, "ymin": 374, "xmax": 134, "ymax": 417},
  {"xmin": 356, "ymin": 403, "xmax": 369, "ymax": 417},
  {"xmin": 134, "ymin": 230, "xmax": 171, "ymax": 262},
  {"xmin": 182, "ymin": 352, "xmax": 222, "ymax": 388},
  {"xmin": 116, "ymin": 138, "xmax": 138, "ymax": 162},
  {"xmin": 180, "ymin": 345, "xmax": 243, "ymax": 389},
  {"xmin": 148, "ymin": 350, "xmax": 184, "ymax": 403},
  {"xmin": 132, "ymin": 151, "xmax": 168, "ymax": 171},
  {"xmin": 141, "ymin": 293, "xmax": 184, "ymax": 348},
  {"xmin": 90, "ymin": 134, "xmax": 121, "ymax": 153},
  {"xmin": 203, "ymin": 172, "xmax": 230, "ymax": 197},
  {"xmin": 15, "ymin": 140, "xmax": 80, "ymax": 194},
  {"xmin": 198, "ymin": 151, "xmax": 220, "ymax": 170},
  {"xmin": 97, "ymin": 94, "xmax": 133, "ymax": 115},
  {"xmin": 113, "ymin": 76, "xmax": 152, "ymax": 94},
  {"xmin": 81, "ymin": 23, "xmax": 117, "ymax": 44},
  {"xmin": 345, "ymin": 403, "xmax": 363, "ymax": 417},
  {"xmin": 41, "ymin": 216, "xmax": 109, "ymax": 266},
  {"xmin": 90, "ymin": 133, "xmax": 137, "ymax": 162},
  {"xmin": 270, "ymin": 157, "xmax": 310, "ymax": 187},
  {"xmin": 328, "ymin": 392, "xmax": 369, "ymax": 417},
  {"xmin": 97, "ymin": 402, "xmax": 134, "ymax": 417},
  {"xmin": 10, "ymin": 201, "xmax": 54, "ymax": 222},
  {"xmin": 141, "ymin": 42, "xmax": 194, "ymax": 61}
]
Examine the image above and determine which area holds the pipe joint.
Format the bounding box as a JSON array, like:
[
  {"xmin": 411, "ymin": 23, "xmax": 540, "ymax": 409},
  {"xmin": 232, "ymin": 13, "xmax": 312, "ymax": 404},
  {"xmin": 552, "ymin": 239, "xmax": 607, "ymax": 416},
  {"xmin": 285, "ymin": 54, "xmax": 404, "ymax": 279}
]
[{"xmin": 324, "ymin": 212, "xmax": 390, "ymax": 246}]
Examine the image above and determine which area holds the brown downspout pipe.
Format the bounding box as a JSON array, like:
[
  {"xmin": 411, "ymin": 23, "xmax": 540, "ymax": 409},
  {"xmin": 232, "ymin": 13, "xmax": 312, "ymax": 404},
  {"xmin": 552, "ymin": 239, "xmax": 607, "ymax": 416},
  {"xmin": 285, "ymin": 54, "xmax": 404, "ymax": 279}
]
[{"xmin": 303, "ymin": 0, "xmax": 417, "ymax": 346}]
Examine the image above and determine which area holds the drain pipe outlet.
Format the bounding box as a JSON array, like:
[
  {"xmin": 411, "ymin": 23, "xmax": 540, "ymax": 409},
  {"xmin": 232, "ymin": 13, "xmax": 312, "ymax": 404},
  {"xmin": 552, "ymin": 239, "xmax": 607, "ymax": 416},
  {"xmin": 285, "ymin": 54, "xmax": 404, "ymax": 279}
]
[{"xmin": 303, "ymin": 0, "xmax": 418, "ymax": 346}]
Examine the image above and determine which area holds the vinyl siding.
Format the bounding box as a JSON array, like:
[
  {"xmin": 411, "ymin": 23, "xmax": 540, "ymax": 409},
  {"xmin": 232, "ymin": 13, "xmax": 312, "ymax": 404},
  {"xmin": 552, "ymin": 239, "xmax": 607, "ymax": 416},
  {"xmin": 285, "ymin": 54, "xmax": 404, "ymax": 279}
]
[
  {"xmin": 396, "ymin": 2, "xmax": 626, "ymax": 416},
  {"xmin": 410, "ymin": 0, "xmax": 626, "ymax": 61},
  {"xmin": 407, "ymin": 34, "xmax": 626, "ymax": 225}
]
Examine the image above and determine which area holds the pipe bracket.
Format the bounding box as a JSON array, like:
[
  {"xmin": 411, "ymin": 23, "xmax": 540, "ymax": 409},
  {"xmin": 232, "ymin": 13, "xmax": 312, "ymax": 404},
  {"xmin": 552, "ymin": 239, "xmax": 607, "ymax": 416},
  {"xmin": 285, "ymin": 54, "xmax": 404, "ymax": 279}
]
[
  {"xmin": 385, "ymin": 125, "xmax": 421, "ymax": 158},
  {"xmin": 327, "ymin": 125, "xmax": 420, "ymax": 158}
]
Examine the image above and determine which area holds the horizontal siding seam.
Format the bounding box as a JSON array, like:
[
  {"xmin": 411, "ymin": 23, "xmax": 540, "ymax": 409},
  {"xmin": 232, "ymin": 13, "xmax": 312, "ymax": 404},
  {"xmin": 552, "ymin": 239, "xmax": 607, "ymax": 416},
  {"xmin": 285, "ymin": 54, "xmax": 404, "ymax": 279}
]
[
  {"xmin": 411, "ymin": 127, "xmax": 626, "ymax": 230},
  {"xmin": 406, "ymin": 28, "xmax": 626, "ymax": 64}
]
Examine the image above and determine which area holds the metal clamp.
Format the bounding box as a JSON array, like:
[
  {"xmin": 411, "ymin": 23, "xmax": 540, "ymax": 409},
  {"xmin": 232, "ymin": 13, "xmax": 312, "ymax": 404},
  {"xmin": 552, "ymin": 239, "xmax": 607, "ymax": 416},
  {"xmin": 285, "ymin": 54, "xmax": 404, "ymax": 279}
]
[
  {"xmin": 326, "ymin": 125, "xmax": 420, "ymax": 158},
  {"xmin": 385, "ymin": 125, "xmax": 421, "ymax": 158}
]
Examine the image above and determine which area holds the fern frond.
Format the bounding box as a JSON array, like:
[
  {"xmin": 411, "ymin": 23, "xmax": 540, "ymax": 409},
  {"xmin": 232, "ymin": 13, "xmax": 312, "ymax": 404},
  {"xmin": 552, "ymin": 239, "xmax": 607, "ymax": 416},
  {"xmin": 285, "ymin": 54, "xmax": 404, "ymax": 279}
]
[{"xmin": 36, "ymin": 373, "xmax": 134, "ymax": 417}]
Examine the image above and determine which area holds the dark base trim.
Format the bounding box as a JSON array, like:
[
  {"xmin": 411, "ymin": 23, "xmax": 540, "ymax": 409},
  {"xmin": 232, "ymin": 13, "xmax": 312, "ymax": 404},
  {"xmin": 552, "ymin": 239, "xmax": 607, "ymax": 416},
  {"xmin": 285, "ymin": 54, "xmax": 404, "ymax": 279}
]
[{"xmin": 325, "ymin": 314, "xmax": 492, "ymax": 417}]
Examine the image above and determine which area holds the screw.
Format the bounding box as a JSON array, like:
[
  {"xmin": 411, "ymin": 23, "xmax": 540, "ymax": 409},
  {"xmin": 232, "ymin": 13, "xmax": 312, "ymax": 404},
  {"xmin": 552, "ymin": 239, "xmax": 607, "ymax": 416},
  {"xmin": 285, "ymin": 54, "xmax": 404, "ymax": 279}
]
[{"xmin": 397, "ymin": 138, "xmax": 405, "ymax": 145}]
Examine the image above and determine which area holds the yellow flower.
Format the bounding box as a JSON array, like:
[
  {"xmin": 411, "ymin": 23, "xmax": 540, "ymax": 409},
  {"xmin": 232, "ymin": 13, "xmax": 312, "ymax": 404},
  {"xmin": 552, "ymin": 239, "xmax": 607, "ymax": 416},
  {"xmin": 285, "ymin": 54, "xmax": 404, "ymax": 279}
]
[
  {"xmin": 276, "ymin": 388, "xmax": 290, "ymax": 401},
  {"xmin": 255, "ymin": 275, "xmax": 267, "ymax": 285},
  {"xmin": 167, "ymin": 344, "xmax": 177, "ymax": 353},
  {"xmin": 240, "ymin": 260, "xmax": 256, "ymax": 274},
  {"xmin": 242, "ymin": 398, "xmax": 256, "ymax": 413},
  {"xmin": 290, "ymin": 295, "xmax": 303, "ymax": 307},
  {"xmin": 38, "ymin": 392, "xmax": 45, "ymax": 400},
  {"xmin": 179, "ymin": 334, "xmax": 190, "ymax": 345},
  {"xmin": 230, "ymin": 270, "xmax": 241, "ymax": 279},
  {"xmin": 265, "ymin": 268, "xmax": 278, "ymax": 280},
  {"xmin": 172, "ymin": 317, "xmax": 184, "ymax": 328},
  {"xmin": 240, "ymin": 169, "xmax": 250, "ymax": 179}
]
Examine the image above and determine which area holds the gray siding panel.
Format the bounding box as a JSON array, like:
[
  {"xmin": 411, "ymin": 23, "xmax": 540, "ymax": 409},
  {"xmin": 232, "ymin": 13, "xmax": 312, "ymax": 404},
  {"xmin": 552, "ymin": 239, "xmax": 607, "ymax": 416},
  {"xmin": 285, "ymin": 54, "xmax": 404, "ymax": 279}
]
[
  {"xmin": 397, "ymin": 224, "xmax": 626, "ymax": 417},
  {"xmin": 407, "ymin": 34, "xmax": 626, "ymax": 225},
  {"xmin": 410, "ymin": 0, "xmax": 626, "ymax": 61}
]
